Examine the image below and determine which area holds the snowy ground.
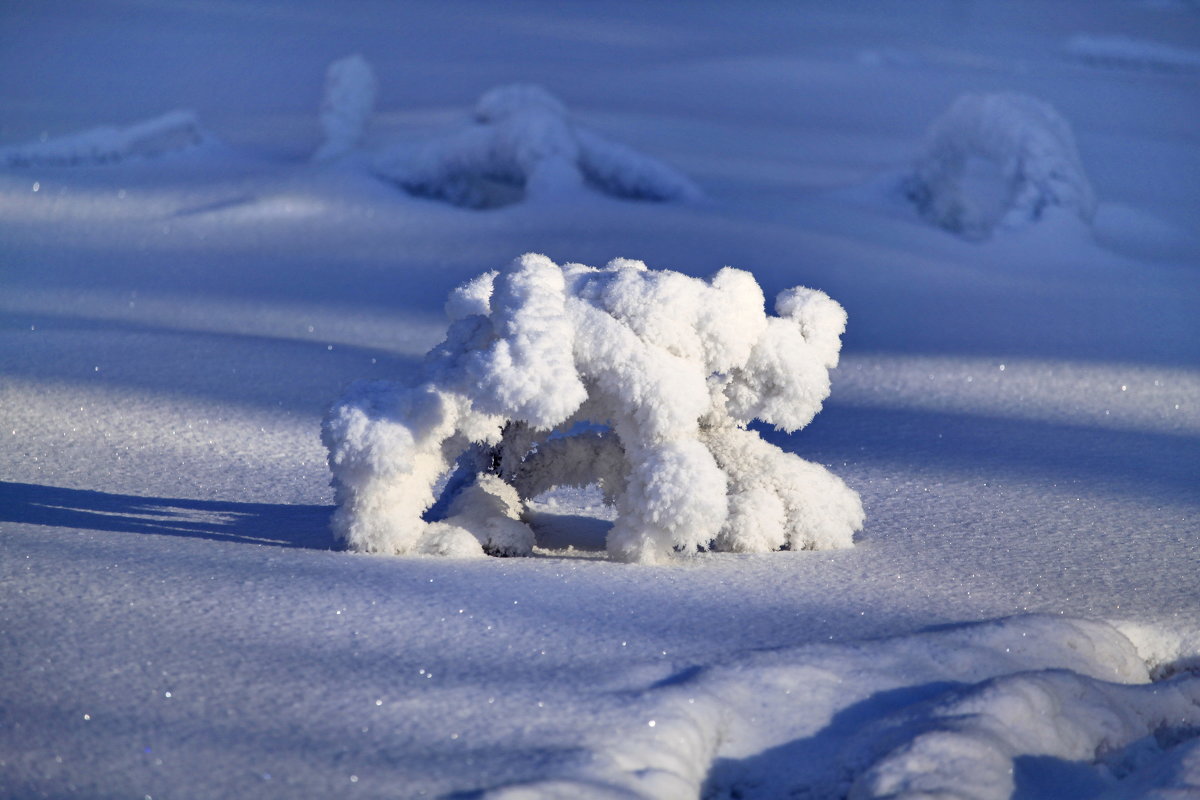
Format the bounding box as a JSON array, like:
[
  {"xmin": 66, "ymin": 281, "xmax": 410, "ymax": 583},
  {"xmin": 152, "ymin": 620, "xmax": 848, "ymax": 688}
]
[{"xmin": 2, "ymin": 2, "xmax": 1199, "ymax": 798}]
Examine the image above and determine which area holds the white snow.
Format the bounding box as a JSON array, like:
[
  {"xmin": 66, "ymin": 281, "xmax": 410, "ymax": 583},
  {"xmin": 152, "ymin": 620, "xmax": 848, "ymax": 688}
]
[{"xmin": 2, "ymin": 1, "xmax": 1199, "ymax": 798}]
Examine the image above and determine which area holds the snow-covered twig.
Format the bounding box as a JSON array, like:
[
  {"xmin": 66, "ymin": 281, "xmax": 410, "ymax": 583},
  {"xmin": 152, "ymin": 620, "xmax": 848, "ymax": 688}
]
[{"xmin": 0, "ymin": 110, "xmax": 211, "ymax": 167}]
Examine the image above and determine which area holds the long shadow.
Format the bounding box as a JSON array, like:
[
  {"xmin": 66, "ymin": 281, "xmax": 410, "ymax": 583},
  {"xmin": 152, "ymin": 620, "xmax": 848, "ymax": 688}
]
[
  {"xmin": 761, "ymin": 402, "xmax": 1200, "ymax": 501},
  {"xmin": 0, "ymin": 481, "xmax": 335, "ymax": 550}
]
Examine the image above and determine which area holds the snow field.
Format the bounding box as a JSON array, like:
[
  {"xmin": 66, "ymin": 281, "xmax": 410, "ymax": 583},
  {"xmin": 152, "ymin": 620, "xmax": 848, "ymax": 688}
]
[{"xmin": 2, "ymin": 0, "xmax": 1199, "ymax": 797}]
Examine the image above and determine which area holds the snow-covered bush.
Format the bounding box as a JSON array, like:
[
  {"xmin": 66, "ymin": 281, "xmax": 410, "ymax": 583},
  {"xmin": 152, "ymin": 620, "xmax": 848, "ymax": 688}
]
[
  {"xmin": 313, "ymin": 54, "xmax": 377, "ymax": 162},
  {"xmin": 0, "ymin": 110, "xmax": 210, "ymax": 167},
  {"xmin": 904, "ymin": 92, "xmax": 1097, "ymax": 239},
  {"xmin": 373, "ymin": 84, "xmax": 702, "ymax": 208},
  {"xmin": 322, "ymin": 253, "xmax": 863, "ymax": 564}
]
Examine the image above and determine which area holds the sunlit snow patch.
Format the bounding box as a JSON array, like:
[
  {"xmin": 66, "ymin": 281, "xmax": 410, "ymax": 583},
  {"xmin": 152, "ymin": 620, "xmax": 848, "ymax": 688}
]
[
  {"xmin": 904, "ymin": 93, "xmax": 1097, "ymax": 240},
  {"xmin": 322, "ymin": 254, "xmax": 862, "ymax": 563},
  {"xmin": 0, "ymin": 110, "xmax": 213, "ymax": 167},
  {"xmin": 372, "ymin": 84, "xmax": 702, "ymax": 208}
]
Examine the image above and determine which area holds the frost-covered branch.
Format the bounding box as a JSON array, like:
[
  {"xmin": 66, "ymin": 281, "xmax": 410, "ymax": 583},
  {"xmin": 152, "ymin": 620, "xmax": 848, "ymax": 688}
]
[
  {"xmin": 0, "ymin": 110, "xmax": 211, "ymax": 167},
  {"xmin": 313, "ymin": 54, "xmax": 377, "ymax": 162},
  {"xmin": 373, "ymin": 84, "xmax": 702, "ymax": 207},
  {"xmin": 323, "ymin": 254, "xmax": 862, "ymax": 564}
]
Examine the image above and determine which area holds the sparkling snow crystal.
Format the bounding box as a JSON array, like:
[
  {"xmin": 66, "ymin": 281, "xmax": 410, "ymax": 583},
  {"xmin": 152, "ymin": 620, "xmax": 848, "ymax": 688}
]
[
  {"xmin": 904, "ymin": 92, "xmax": 1097, "ymax": 239},
  {"xmin": 322, "ymin": 254, "xmax": 863, "ymax": 564},
  {"xmin": 373, "ymin": 84, "xmax": 702, "ymax": 208}
]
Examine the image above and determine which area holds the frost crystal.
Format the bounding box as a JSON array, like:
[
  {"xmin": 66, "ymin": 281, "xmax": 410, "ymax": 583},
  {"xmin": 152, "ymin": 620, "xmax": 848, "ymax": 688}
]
[
  {"xmin": 373, "ymin": 84, "xmax": 701, "ymax": 208},
  {"xmin": 904, "ymin": 92, "xmax": 1096, "ymax": 239},
  {"xmin": 322, "ymin": 254, "xmax": 863, "ymax": 564}
]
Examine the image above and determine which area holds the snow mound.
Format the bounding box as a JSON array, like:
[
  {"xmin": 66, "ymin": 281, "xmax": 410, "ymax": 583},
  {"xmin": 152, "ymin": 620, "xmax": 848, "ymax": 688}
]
[
  {"xmin": 1066, "ymin": 34, "xmax": 1200, "ymax": 73},
  {"xmin": 848, "ymin": 670, "xmax": 1200, "ymax": 800},
  {"xmin": 0, "ymin": 110, "xmax": 212, "ymax": 167},
  {"xmin": 480, "ymin": 615, "xmax": 1200, "ymax": 800},
  {"xmin": 372, "ymin": 84, "xmax": 702, "ymax": 208},
  {"xmin": 904, "ymin": 93, "xmax": 1097, "ymax": 239},
  {"xmin": 313, "ymin": 54, "xmax": 377, "ymax": 161},
  {"xmin": 322, "ymin": 253, "xmax": 862, "ymax": 563}
]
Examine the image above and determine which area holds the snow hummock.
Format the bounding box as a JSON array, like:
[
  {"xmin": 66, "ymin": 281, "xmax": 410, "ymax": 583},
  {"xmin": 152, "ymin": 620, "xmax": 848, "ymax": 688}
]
[
  {"xmin": 0, "ymin": 110, "xmax": 211, "ymax": 167},
  {"xmin": 904, "ymin": 93, "xmax": 1097, "ymax": 239},
  {"xmin": 313, "ymin": 54, "xmax": 377, "ymax": 162},
  {"xmin": 372, "ymin": 84, "xmax": 702, "ymax": 207},
  {"xmin": 481, "ymin": 614, "xmax": 1200, "ymax": 799},
  {"xmin": 323, "ymin": 254, "xmax": 862, "ymax": 563}
]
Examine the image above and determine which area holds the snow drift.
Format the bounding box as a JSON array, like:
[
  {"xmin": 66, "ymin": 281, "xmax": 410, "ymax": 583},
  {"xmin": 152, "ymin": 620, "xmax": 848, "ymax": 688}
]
[
  {"xmin": 373, "ymin": 84, "xmax": 702, "ymax": 208},
  {"xmin": 0, "ymin": 110, "xmax": 211, "ymax": 167},
  {"xmin": 904, "ymin": 92, "xmax": 1097, "ymax": 239},
  {"xmin": 322, "ymin": 253, "xmax": 862, "ymax": 563}
]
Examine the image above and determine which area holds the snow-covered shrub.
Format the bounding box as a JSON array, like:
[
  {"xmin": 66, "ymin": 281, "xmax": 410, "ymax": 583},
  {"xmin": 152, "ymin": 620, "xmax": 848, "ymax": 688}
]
[
  {"xmin": 904, "ymin": 92, "xmax": 1097, "ymax": 239},
  {"xmin": 322, "ymin": 253, "xmax": 863, "ymax": 564},
  {"xmin": 313, "ymin": 54, "xmax": 377, "ymax": 162},
  {"xmin": 372, "ymin": 84, "xmax": 702, "ymax": 208},
  {"xmin": 0, "ymin": 110, "xmax": 210, "ymax": 167}
]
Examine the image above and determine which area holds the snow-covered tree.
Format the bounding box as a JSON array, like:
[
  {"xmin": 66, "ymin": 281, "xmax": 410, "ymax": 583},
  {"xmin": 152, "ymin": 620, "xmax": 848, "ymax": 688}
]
[
  {"xmin": 904, "ymin": 92, "xmax": 1097, "ymax": 239},
  {"xmin": 313, "ymin": 54, "xmax": 377, "ymax": 162},
  {"xmin": 322, "ymin": 254, "xmax": 863, "ymax": 564},
  {"xmin": 373, "ymin": 84, "xmax": 702, "ymax": 207}
]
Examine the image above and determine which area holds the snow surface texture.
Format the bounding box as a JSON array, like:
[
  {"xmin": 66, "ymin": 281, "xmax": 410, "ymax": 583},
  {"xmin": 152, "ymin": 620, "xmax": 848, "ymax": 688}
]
[
  {"xmin": 373, "ymin": 84, "xmax": 703, "ymax": 207},
  {"xmin": 0, "ymin": 110, "xmax": 210, "ymax": 167},
  {"xmin": 323, "ymin": 254, "xmax": 863, "ymax": 564},
  {"xmin": 313, "ymin": 54, "xmax": 377, "ymax": 162},
  {"xmin": 905, "ymin": 93, "xmax": 1098, "ymax": 239},
  {"xmin": 3, "ymin": 1, "xmax": 1199, "ymax": 798}
]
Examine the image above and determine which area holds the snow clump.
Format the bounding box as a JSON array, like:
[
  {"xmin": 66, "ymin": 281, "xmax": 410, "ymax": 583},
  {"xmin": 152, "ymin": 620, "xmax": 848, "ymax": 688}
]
[
  {"xmin": 313, "ymin": 54, "xmax": 377, "ymax": 161},
  {"xmin": 322, "ymin": 253, "xmax": 862, "ymax": 564},
  {"xmin": 0, "ymin": 110, "xmax": 211, "ymax": 167},
  {"xmin": 373, "ymin": 84, "xmax": 702, "ymax": 208},
  {"xmin": 904, "ymin": 92, "xmax": 1097, "ymax": 239}
]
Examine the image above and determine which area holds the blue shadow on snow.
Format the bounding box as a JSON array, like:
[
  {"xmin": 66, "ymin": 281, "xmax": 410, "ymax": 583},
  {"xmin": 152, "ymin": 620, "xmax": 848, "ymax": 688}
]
[{"xmin": 0, "ymin": 481, "xmax": 335, "ymax": 550}]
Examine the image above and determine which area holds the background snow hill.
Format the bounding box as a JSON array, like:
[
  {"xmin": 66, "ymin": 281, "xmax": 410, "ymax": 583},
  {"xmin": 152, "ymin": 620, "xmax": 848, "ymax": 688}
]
[{"xmin": 1, "ymin": 1, "xmax": 1198, "ymax": 798}]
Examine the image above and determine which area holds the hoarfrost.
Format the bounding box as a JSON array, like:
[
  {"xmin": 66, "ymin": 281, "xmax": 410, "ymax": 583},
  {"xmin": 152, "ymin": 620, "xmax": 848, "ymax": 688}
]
[
  {"xmin": 322, "ymin": 254, "xmax": 862, "ymax": 564},
  {"xmin": 904, "ymin": 92, "xmax": 1097, "ymax": 239}
]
